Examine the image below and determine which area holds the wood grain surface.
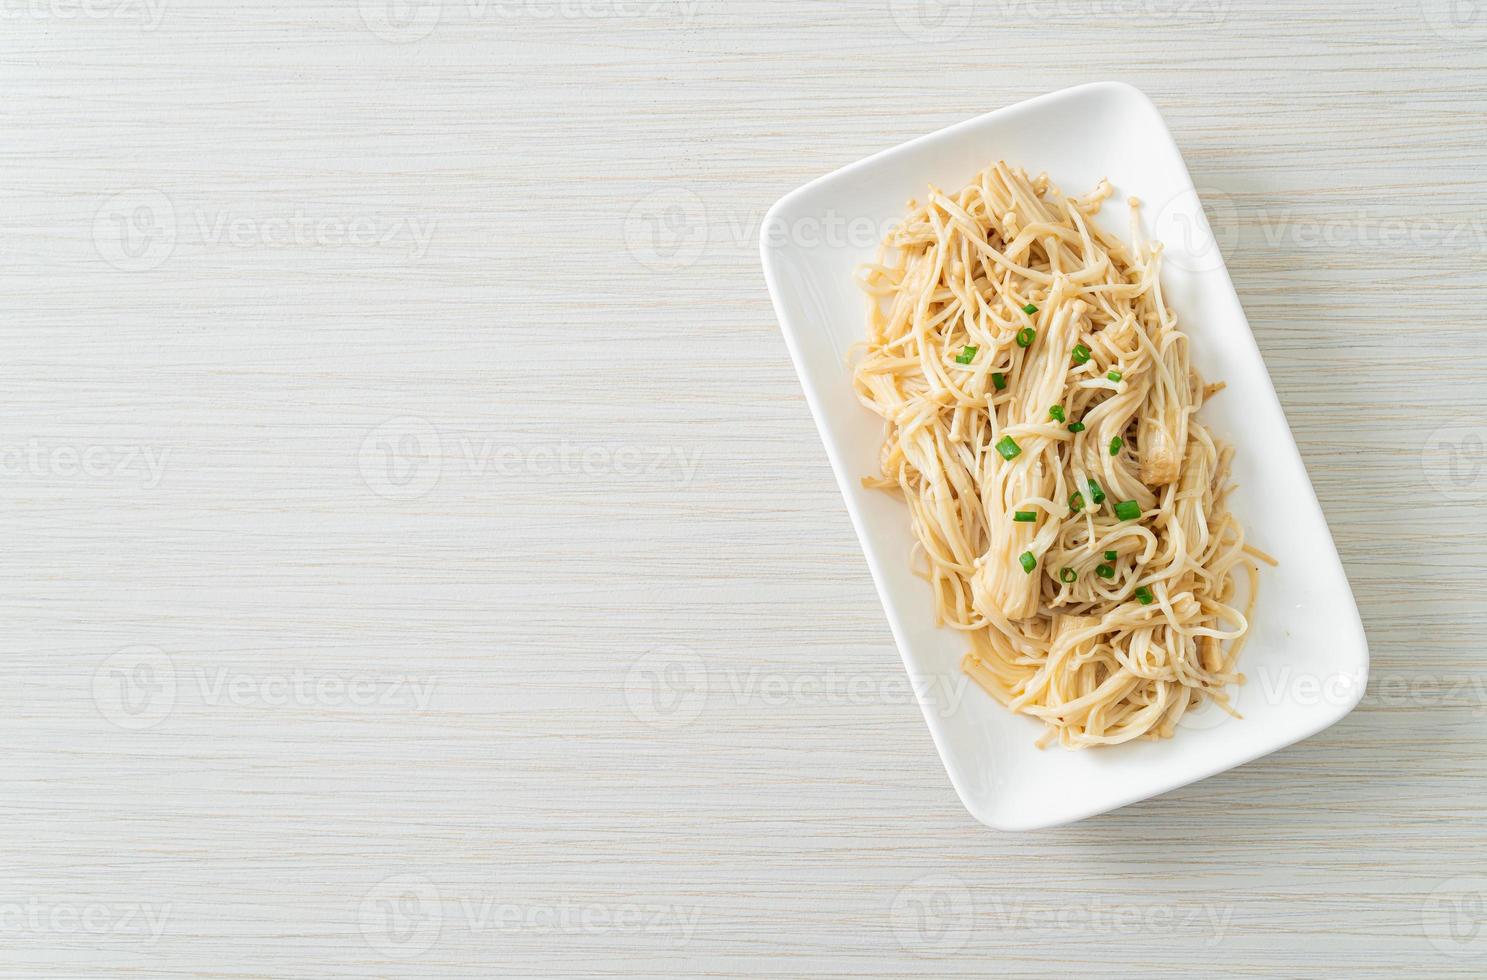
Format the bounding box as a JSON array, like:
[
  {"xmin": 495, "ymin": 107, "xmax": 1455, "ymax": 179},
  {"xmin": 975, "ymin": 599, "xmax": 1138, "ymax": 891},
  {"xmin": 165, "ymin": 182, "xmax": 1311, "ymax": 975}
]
[{"xmin": 3, "ymin": 1, "xmax": 1486, "ymax": 976}]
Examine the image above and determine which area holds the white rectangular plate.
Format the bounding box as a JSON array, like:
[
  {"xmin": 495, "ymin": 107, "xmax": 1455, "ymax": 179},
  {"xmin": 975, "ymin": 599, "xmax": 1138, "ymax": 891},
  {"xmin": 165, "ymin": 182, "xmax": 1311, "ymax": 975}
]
[{"xmin": 760, "ymin": 82, "xmax": 1368, "ymax": 830}]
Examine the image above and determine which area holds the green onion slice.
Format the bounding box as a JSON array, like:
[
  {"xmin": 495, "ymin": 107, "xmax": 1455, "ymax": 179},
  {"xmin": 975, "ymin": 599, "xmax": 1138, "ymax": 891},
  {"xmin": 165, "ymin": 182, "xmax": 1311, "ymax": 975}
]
[
  {"xmin": 1016, "ymin": 327, "xmax": 1036, "ymax": 348},
  {"xmin": 1071, "ymin": 344, "xmax": 1092, "ymax": 365},
  {"xmin": 1096, "ymin": 563, "xmax": 1115, "ymax": 579},
  {"xmin": 1114, "ymin": 499, "xmax": 1141, "ymax": 521},
  {"xmin": 1135, "ymin": 585, "xmax": 1155, "ymax": 605},
  {"xmin": 1107, "ymin": 370, "xmax": 1123, "ymax": 383},
  {"xmin": 995, "ymin": 435, "xmax": 1021, "ymax": 460},
  {"xmin": 1068, "ymin": 491, "xmax": 1085, "ymax": 513},
  {"xmin": 1059, "ymin": 567, "xmax": 1077, "ymax": 584},
  {"xmin": 1110, "ymin": 436, "xmax": 1124, "ymax": 456},
  {"xmin": 1048, "ymin": 404, "xmax": 1065, "ymax": 422},
  {"xmin": 1087, "ymin": 478, "xmax": 1106, "ymax": 505},
  {"xmin": 1067, "ymin": 422, "xmax": 1085, "ymax": 433},
  {"xmin": 1019, "ymin": 551, "xmax": 1036, "ymax": 574},
  {"xmin": 1013, "ymin": 510, "xmax": 1037, "ymax": 523},
  {"xmin": 1104, "ymin": 550, "xmax": 1118, "ymax": 561},
  {"xmin": 991, "ymin": 372, "xmax": 1007, "ymax": 391},
  {"xmin": 1022, "ymin": 303, "xmax": 1038, "ymax": 315},
  {"xmin": 955, "ymin": 345, "xmax": 978, "ymax": 364}
]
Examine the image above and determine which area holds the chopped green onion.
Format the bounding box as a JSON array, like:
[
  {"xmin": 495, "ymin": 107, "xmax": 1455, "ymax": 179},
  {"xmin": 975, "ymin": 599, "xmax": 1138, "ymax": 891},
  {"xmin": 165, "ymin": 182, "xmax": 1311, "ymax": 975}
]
[
  {"xmin": 1109, "ymin": 436, "xmax": 1124, "ymax": 456},
  {"xmin": 1013, "ymin": 510, "xmax": 1037, "ymax": 523},
  {"xmin": 1107, "ymin": 370, "xmax": 1123, "ymax": 383},
  {"xmin": 1087, "ymin": 478, "xmax": 1106, "ymax": 505},
  {"xmin": 991, "ymin": 372, "xmax": 1007, "ymax": 391},
  {"xmin": 1019, "ymin": 551, "xmax": 1036, "ymax": 574},
  {"xmin": 1096, "ymin": 563, "xmax": 1115, "ymax": 579},
  {"xmin": 955, "ymin": 344, "xmax": 978, "ymax": 364},
  {"xmin": 1114, "ymin": 499, "xmax": 1141, "ymax": 521},
  {"xmin": 1068, "ymin": 491, "xmax": 1085, "ymax": 513},
  {"xmin": 1135, "ymin": 585, "xmax": 1155, "ymax": 605},
  {"xmin": 1022, "ymin": 303, "xmax": 1038, "ymax": 315},
  {"xmin": 1048, "ymin": 405, "xmax": 1066, "ymax": 423},
  {"xmin": 995, "ymin": 435, "xmax": 1021, "ymax": 460},
  {"xmin": 1071, "ymin": 344, "xmax": 1092, "ymax": 365},
  {"xmin": 1016, "ymin": 327, "xmax": 1036, "ymax": 348},
  {"xmin": 1067, "ymin": 421, "xmax": 1085, "ymax": 433},
  {"xmin": 1104, "ymin": 550, "xmax": 1118, "ymax": 561},
  {"xmin": 1059, "ymin": 567, "xmax": 1077, "ymax": 584}
]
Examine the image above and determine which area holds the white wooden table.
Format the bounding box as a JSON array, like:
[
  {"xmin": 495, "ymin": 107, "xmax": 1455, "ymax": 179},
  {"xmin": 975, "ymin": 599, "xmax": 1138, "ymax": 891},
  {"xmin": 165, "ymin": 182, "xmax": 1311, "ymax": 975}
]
[{"xmin": 4, "ymin": 1, "xmax": 1486, "ymax": 976}]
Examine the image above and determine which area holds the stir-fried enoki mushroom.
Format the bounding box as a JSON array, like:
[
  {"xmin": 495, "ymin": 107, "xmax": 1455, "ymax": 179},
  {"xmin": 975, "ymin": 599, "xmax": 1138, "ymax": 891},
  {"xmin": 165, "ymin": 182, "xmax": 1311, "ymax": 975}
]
[{"xmin": 853, "ymin": 161, "xmax": 1266, "ymax": 749}]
